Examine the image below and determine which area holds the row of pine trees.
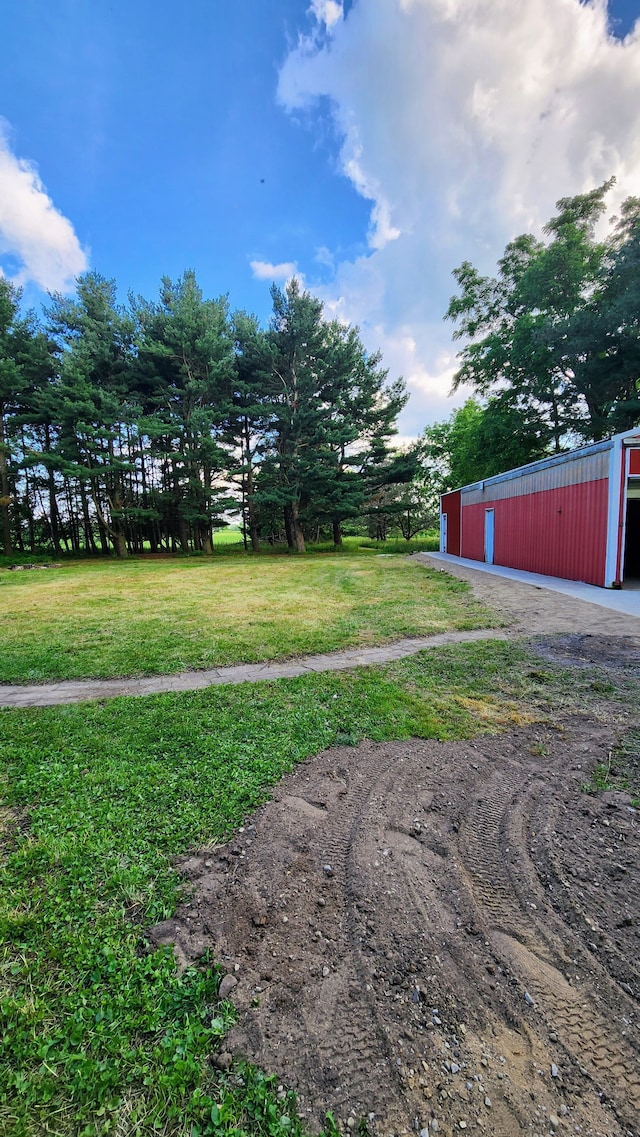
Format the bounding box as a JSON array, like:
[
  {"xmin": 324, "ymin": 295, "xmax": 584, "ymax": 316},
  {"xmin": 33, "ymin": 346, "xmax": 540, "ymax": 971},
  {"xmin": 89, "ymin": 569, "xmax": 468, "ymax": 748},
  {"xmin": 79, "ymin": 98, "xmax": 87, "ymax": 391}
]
[{"xmin": 0, "ymin": 272, "xmax": 414, "ymax": 558}]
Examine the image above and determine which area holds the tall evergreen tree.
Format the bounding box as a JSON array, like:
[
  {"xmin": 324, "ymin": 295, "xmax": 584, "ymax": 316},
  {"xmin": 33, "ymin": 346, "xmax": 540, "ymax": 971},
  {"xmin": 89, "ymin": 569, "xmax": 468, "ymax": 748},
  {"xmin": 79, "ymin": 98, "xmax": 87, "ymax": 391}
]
[
  {"xmin": 0, "ymin": 279, "xmax": 25, "ymax": 555},
  {"xmin": 224, "ymin": 312, "xmax": 275, "ymax": 553},
  {"xmin": 46, "ymin": 273, "xmax": 137, "ymax": 557},
  {"xmin": 132, "ymin": 271, "xmax": 236, "ymax": 553},
  {"xmin": 264, "ymin": 279, "xmax": 408, "ymax": 551},
  {"xmin": 1, "ymin": 269, "xmax": 410, "ymax": 556}
]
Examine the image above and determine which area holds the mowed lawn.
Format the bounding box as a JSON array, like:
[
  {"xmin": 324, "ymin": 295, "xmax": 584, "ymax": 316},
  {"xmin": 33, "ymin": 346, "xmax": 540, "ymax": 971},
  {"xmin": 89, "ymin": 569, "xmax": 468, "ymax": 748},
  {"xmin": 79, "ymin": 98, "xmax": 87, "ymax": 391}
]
[
  {"xmin": 0, "ymin": 553, "xmax": 497, "ymax": 683},
  {"xmin": 0, "ymin": 641, "xmax": 590, "ymax": 1137}
]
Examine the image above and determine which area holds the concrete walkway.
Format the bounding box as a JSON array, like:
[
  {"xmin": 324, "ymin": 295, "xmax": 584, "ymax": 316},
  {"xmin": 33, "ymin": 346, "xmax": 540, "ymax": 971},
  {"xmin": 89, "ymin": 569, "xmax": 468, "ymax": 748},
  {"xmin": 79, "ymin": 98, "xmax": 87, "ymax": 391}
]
[
  {"xmin": 427, "ymin": 552, "xmax": 640, "ymax": 619},
  {"xmin": 0, "ymin": 628, "xmax": 508, "ymax": 709}
]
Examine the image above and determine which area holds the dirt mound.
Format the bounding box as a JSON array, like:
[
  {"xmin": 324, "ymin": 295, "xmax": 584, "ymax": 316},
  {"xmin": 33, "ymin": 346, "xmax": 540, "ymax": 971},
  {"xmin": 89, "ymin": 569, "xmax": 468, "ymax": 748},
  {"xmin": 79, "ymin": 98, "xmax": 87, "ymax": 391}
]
[{"xmin": 149, "ymin": 720, "xmax": 639, "ymax": 1137}]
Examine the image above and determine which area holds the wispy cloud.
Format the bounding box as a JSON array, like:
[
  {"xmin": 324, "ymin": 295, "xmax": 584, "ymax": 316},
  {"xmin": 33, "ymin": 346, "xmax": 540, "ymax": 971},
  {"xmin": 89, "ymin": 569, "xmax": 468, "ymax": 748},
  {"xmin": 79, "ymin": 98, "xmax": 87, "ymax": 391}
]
[
  {"xmin": 279, "ymin": 0, "xmax": 640, "ymax": 434},
  {"xmin": 250, "ymin": 259, "xmax": 299, "ymax": 281},
  {"xmin": 315, "ymin": 245, "xmax": 335, "ymax": 268},
  {"xmin": 309, "ymin": 0, "xmax": 344, "ymax": 31},
  {"xmin": 0, "ymin": 122, "xmax": 88, "ymax": 293}
]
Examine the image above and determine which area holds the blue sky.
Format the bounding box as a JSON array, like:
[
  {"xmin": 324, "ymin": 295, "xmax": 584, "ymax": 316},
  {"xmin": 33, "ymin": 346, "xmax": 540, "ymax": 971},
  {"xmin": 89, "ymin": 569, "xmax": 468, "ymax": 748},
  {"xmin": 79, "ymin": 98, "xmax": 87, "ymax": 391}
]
[
  {"xmin": 1, "ymin": 0, "xmax": 639, "ymax": 436},
  {"xmin": 0, "ymin": 1, "xmax": 366, "ymax": 314}
]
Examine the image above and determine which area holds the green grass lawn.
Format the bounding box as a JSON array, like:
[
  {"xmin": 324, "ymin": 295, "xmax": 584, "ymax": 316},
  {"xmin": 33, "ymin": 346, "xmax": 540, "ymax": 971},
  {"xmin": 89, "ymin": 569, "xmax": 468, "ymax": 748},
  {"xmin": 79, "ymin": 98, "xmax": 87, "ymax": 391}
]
[
  {"xmin": 5, "ymin": 545, "xmax": 627, "ymax": 1137},
  {"xmin": 0, "ymin": 553, "xmax": 496, "ymax": 684},
  {"xmin": 2, "ymin": 639, "xmax": 634, "ymax": 1137},
  {"xmin": 211, "ymin": 528, "xmax": 244, "ymax": 545}
]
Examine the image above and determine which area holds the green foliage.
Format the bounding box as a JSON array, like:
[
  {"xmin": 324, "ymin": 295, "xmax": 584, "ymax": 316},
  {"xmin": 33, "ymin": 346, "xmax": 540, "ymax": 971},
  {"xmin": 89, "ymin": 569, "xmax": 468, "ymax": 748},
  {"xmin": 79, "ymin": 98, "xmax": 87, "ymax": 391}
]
[
  {"xmin": 420, "ymin": 396, "xmax": 549, "ymax": 493},
  {"xmin": 3, "ymin": 273, "xmax": 411, "ymax": 560},
  {"xmin": 131, "ymin": 271, "xmax": 237, "ymax": 555},
  {"xmin": 582, "ymin": 725, "xmax": 640, "ymax": 803},
  {"xmin": 356, "ymin": 534, "xmax": 440, "ymax": 553},
  {"xmin": 361, "ymin": 446, "xmax": 433, "ymax": 540},
  {"xmin": 259, "ymin": 279, "xmax": 408, "ymax": 551},
  {"xmin": 0, "ymin": 279, "xmax": 58, "ymax": 558},
  {"xmin": 446, "ymin": 179, "xmax": 640, "ymax": 449},
  {"xmin": 45, "ymin": 273, "xmax": 139, "ymax": 558}
]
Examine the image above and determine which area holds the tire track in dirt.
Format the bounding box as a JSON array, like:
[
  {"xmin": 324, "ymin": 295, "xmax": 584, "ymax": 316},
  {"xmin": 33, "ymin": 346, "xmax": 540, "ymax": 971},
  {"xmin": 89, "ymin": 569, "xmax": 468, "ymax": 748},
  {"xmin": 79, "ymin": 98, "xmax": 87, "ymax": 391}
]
[
  {"xmin": 530, "ymin": 788, "xmax": 640, "ymax": 1000},
  {"xmin": 356, "ymin": 765, "xmax": 525, "ymax": 1137},
  {"xmin": 454, "ymin": 761, "xmax": 640, "ymax": 1132},
  {"xmin": 149, "ymin": 719, "xmax": 639, "ymax": 1137},
  {"xmin": 459, "ymin": 767, "xmax": 533, "ymax": 940},
  {"xmin": 298, "ymin": 754, "xmax": 409, "ymax": 1121}
]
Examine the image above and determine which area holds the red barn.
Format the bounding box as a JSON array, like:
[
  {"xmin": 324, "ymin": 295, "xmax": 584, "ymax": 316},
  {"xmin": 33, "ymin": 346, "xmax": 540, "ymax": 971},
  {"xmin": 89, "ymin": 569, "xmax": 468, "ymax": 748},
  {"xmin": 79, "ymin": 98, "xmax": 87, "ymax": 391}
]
[{"xmin": 439, "ymin": 427, "xmax": 640, "ymax": 588}]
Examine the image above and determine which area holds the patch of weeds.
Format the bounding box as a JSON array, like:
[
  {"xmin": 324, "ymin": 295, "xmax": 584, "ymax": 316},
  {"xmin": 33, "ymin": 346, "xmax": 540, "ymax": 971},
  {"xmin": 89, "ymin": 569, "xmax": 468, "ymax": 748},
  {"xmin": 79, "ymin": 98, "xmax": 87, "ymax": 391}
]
[
  {"xmin": 335, "ymin": 731, "xmax": 360, "ymax": 747},
  {"xmin": 194, "ymin": 1063, "xmax": 328, "ymax": 1136},
  {"xmin": 356, "ymin": 535, "xmax": 440, "ymax": 553},
  {"xmin": 585, "ymin": 727, "xmax": 640, "ymax": 804},
  {"xmin": 319, "ymin": 1112, "xmax": 342, "ymax": 1137},
  {"xmin": 589, "ymin": 679, "xmax": 616, "ymax": 696},
  {"xmin": 582, "ymin": 729, "xmax": 640, "ymax": 801},
  {"xmin": 529, "ymin": 739, "xmax": 549, "ymax": 759}
]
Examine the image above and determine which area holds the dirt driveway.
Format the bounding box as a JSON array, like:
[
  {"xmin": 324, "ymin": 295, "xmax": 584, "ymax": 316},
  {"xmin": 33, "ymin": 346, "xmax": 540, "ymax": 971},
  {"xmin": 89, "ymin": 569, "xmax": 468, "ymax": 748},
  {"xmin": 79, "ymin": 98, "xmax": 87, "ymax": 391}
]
[
  {"xmin": 414, "ymin": 553, "xmax": 640, "ymax": 637},
  {"xmin": 149, "ymin": 568, "xmax": 640, "ymax": 1137}
]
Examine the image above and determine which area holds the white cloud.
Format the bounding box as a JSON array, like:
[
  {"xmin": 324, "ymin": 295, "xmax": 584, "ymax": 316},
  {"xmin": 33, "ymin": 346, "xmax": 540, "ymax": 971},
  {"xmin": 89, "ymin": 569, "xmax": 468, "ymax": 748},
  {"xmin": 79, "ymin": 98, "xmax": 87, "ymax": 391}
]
[
  {"xmin": 315, "ymin": 244, "xmax": 335, "ymax": 268},
  {"xmin": 0, "ymin": 123, "xmax": 88, "ymax": 293},
  {"xmin": 279, "ymin": 0, "xmax": 640, "ymax": 433},
  {"xmin": 250, "ymin": 259, "xmax": 299, "ymax": 281},
  {"xmin": 341, "ymin": 129, "xmax": 400, "ymax": 249},
  {"xmin": 309, "ymin": 0, "xmax": 344, "ymax": 30}
]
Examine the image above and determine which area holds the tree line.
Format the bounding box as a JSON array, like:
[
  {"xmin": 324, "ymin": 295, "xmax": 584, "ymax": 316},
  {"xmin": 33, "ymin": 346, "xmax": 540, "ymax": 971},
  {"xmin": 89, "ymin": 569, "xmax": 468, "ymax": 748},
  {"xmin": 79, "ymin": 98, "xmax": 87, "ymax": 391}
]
[
  {"xmin": 0, "ymin": 273, "xmax": 417, "ymax": 558},
  {"xmin": 3, "ymin": 181, "xmax": 638, "ymax": 558},
  {"xmin": 421, "ymin": 180, "xmax": 640, "ymax": 495}
]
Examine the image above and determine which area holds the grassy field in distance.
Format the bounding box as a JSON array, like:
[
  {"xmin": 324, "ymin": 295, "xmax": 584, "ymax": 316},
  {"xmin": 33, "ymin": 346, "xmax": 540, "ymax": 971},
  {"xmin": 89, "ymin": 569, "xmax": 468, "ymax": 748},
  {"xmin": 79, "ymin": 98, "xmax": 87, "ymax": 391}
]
[{"xmin": 0, "ymin": 551, "xmax": 495, "ymax": 684}]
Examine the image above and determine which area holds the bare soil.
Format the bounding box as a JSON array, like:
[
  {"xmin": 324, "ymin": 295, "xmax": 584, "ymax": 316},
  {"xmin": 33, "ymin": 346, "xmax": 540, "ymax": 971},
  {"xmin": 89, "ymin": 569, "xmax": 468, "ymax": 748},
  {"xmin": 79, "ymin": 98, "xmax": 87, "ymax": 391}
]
[
  {"xmin": 149, "ymin": 570, "xmax": 640, "ymax": 1137},
  {"xmin": 414, "ymin": 554, "xmax": 640, "ymax": 638},
  {"xmin": 150, "ymin": 715, "xmax": 639, "ymax": 1137}
]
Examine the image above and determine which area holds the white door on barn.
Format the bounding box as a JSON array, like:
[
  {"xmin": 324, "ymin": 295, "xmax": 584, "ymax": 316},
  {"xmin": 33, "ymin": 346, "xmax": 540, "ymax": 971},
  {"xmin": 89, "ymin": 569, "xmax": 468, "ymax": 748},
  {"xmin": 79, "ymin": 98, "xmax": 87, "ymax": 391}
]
[
  {"xmin": 484, "ymin": 509, "xmax": 495, "ymax": 564},
  {"xmin": 440, "ymin": 512, "xmax": 447, "ymax": 553}
]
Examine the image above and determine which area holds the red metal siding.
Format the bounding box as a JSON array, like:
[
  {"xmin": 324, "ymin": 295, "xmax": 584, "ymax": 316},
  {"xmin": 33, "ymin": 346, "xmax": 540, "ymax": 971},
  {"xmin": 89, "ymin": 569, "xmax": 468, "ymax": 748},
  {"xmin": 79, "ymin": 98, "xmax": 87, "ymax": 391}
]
[
  {"xmin": 461, "ymin": 506, "xmax": 487, "ymax": 564},
  {"xmin": 629, "ymin": 448, "xmax": 640, "ymax": 476},
  {"xmin": 460, "ymin": 479, "xmax": 609, "ymax": 586},
  {"xmin": 441, "ymin": 490, "xmax": 461, "ymax": 555}
]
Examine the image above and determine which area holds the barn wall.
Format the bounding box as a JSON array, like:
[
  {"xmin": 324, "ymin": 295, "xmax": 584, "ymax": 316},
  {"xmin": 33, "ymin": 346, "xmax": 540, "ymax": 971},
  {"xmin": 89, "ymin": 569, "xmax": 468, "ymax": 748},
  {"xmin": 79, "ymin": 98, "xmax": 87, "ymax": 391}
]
[
  {"xmin": 440, "ymin": 490, "xmax": 461, "ymax": 555},
  {"xmin": 460, "ymin": 479, "xmax": 609, "ymax": 586},
  {"xmin": 629, "ymin": 448, "xmax": 640, "ymax": 476}
]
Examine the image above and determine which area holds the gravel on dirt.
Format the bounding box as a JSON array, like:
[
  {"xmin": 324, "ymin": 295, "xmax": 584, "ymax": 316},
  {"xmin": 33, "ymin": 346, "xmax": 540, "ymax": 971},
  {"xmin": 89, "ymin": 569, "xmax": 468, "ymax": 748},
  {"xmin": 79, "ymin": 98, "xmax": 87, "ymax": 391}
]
[
  {"xmin": 145, "ymin": 566, "xmax": 640, "ymax": 1137},
  {"xmin": 415, "ymin": 553, "xmax": 640, "ymax": 638},
  {"xmin": 150, "ymin": 713, "xmax": 639, "ymax": 1137}
]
